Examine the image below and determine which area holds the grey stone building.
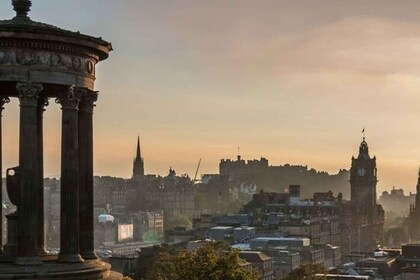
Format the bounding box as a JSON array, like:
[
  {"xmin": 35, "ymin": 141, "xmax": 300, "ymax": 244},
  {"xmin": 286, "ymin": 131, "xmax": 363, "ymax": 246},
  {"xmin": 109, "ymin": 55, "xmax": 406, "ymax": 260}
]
[{"xmin": 239, "ymin": 251, "xmax": 274, "ymax": 280}]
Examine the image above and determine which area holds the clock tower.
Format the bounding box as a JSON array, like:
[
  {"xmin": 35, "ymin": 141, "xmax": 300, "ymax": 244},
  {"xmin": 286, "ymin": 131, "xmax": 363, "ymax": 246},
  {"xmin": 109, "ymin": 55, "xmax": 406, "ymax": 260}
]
[
  {"xmin": 343, "ymin": 136, "xmax": 384, "ymax": 253},
  {"xmin": 350, "ymin": 137, "xmax": 378, "ymax": 220}
]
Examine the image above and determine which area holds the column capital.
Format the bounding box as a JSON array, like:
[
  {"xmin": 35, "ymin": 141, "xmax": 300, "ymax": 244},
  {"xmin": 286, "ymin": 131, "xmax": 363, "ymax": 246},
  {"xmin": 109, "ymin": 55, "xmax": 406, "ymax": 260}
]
[
  {"xmin": 16, "ymin": 82, "xmax": 43, "ymax": 107},
  {"xmin": 0, "ymin": 97, "xmax": 10, "ymax": 110},
  {"xmin": 38, "ymin": 96, "xmax": 49, "ymax": 112},
  {"xmin": 79, "ymin": 89, "xmax": 98, "ymax": 113},
  {"xmin": 55, "ymin": 86, "xmax": 80, "ymax": 110}
]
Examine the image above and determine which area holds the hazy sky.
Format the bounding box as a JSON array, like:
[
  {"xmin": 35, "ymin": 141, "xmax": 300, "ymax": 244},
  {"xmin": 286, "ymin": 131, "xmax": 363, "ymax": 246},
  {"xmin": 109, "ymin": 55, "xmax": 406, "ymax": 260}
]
[{"xmin": 1, "ymin": 0, "xmax": 420, "ymax": 193}]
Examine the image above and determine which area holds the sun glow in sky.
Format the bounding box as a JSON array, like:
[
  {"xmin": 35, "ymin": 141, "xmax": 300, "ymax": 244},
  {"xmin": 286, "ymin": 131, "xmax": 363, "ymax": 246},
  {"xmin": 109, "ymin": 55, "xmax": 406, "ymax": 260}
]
[{"xmin": 2, "ymin": 0, "xmax": 420, "ymax": 193}]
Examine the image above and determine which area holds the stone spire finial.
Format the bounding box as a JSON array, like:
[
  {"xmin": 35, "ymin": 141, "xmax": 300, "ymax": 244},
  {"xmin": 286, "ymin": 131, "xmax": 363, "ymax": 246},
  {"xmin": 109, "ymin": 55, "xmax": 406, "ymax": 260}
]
[
  {"xmin": 12, "ymin": 0, "xmax": 32, "ymax": 20},
  {"xmin": 136, "ymin": 135, "xmax": 141, "ymax": 158}
]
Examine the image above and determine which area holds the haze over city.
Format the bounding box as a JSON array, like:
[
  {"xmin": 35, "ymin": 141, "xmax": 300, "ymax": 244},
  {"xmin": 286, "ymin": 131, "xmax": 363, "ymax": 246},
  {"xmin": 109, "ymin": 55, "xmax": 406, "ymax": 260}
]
[{"xmin": 1, "ymin": 0, "xmax": 420, "ymax": 192}]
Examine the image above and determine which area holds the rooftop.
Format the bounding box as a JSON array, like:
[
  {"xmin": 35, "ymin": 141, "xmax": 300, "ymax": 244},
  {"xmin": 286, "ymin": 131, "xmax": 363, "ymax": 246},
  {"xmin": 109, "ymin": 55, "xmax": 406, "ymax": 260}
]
[
  {"xmin": 252, "ymin": 237, "xmax": 310, "ymax": 242},
  {"xmin": 211, "ymin": 226, "xmax": 234, "ymax": 230},
  {"xmin": 239, "ymin": 251, "xmax": 272, "ymax": 262}
]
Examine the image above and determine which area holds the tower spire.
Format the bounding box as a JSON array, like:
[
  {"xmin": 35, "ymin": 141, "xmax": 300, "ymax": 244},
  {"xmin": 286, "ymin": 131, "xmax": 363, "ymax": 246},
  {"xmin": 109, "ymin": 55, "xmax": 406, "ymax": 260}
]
[
  {"xmin": 136, "ymin": 135, "xmax": 141, "ymax": 158},
  {"xmin": 358, "ymin": 130, "xmax": 369, "ymax": 159},
  {"xmin": 132, "ymin": 135, "xmax": 145, "ymax": 178}
]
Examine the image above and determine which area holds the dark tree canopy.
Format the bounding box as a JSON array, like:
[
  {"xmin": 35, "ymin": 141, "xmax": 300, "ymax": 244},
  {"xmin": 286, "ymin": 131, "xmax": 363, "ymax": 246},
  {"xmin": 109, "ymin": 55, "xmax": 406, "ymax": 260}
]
[
  {"xmin": 281, "ymin": 263, "xmax": 327, "ymax": 280},
  {"xmin": 135, "ymin": 243, "xmax": 258, "ymax": 280}
]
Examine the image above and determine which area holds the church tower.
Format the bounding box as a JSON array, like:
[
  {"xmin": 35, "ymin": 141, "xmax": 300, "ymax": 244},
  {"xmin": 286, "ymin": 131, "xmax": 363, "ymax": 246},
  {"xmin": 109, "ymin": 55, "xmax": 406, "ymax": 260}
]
[
  {"xmin": 350, "ymin": 136, "xmax": 378, "ymax": 220},
  {"xmin": 414, "ymin": 168, "xmax": 420, "ymax": 213},
  {"xmin": 409, "ymin": 168, "xmax": 420, "ymax": 241},
  {"xmin": 132, "ymin": 136, "xmax": 144, "ymax": 178}
]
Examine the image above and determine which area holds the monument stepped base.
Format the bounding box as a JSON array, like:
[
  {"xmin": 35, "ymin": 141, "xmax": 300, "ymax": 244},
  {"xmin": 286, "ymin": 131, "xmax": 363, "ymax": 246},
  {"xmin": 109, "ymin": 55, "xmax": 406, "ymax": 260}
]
[
  {"xmin": 105, "ymin": 272, "xmax": 124, "ymax": 280},
  {"xmin": 0, "ymin": 257, "xmax": 122, "ymax": 280}
]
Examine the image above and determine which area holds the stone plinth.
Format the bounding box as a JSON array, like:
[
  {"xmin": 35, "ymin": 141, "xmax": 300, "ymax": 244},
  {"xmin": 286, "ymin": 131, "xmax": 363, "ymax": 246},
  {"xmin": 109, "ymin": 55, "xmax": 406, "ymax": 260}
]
[
  {"xmin": 105, "ymin": 272, "xmax": 124, "ymax": 280},
  {"xmin": 0, "ymin": 258, "xmax": 118, "ymax": 280}
]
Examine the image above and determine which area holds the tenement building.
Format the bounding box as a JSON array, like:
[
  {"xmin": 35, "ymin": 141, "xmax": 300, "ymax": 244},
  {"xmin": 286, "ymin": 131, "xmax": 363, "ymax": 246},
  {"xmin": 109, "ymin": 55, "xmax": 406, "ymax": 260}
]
[
  {"xmin": 0, "ymin": 1, "xmax": 119, "ymax": 279},
  {"xmin": 242, "ymin": 186, "xmax": 342, "ymax": 247}
]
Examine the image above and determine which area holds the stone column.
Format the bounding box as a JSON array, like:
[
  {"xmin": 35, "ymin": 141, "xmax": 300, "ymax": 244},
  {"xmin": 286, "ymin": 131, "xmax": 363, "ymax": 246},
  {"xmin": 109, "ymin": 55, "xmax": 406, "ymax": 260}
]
[
  {"xmin": 37, "ymin": 97, "xmax": 48, "ymax": 255},
  {"xmin": 56, "ymin": 86, "xmax": 83, "ymax": 263},
  {"xmin": 15, "ymin": 82, "xmax": 42, "ymax": 265},
  {"xmin": 78, "ymin": 89, "xmax": 98, "ymax": 259},
  {"xmin": 0, "ymin": 96, "xmax": 10, "ymax": 254}
]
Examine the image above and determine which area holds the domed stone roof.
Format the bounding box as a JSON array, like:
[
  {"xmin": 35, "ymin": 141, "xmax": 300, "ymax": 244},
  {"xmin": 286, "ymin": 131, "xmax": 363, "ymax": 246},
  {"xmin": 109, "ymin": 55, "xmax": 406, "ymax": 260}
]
[
  {"xmin": 0, "ymin": 0, "xmax": 112, "ymax": 90},
  {"xmin": 0, "ymin": 0, "xmax": 112, "ymax": 62}
]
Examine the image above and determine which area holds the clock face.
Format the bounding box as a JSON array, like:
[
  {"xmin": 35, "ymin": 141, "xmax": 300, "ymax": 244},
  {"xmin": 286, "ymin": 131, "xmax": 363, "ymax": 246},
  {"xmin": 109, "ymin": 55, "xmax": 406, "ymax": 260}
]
[{"xmin": 357, "ymin": 168, "xmax": 366, "ymax": 176}]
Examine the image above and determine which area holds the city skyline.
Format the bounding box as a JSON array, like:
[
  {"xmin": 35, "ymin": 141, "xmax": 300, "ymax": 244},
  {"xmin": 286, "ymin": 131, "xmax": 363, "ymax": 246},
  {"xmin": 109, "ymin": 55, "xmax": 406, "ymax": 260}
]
[{"xmin": 1, "ymin": 0, "xmax": 420, "ymax": 192}]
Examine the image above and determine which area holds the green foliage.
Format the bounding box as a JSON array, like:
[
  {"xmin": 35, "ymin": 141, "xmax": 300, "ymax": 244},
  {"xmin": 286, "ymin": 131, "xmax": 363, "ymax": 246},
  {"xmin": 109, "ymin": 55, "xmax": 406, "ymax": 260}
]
[
  {"xmin": 141, "ymin": 230, "xmax": 159, "ymax": 242},
  {"xmin": 135, "ymin": 242, "xmax": 258, "ymax": 280},
  {"xmin": 383, "ymin": 211, "xmax": 406, "ymax": 231},
  {"xmin": 134, "ymin": 245, "xmax": 175, "ymax": 280},
  {"xmin": 281, "ymin": 263, "xmax": 327, "ymax": 280},
  {"xmin": 384, "ymin": 226, "xmax": 409, "ymax": 247},
  {"xmin": 194, "ymin": 190, "xmax": 249, "ymax": 214},
  {"xmin": 166, "ymin": 214, "xmax": 192, "ymax": 229}
]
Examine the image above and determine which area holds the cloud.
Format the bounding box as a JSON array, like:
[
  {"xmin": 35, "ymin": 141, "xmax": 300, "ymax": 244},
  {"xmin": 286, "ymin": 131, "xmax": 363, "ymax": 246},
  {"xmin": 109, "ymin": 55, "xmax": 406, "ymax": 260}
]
[{"xmin": 2, "ymin": 1, "xmax": 420, "ymax": 189}]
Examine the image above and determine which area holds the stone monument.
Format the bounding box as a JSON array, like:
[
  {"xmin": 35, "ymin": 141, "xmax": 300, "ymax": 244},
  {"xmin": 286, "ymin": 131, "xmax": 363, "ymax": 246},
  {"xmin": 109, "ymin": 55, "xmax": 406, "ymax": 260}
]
[{"xmin": 0, "ymin": 0, "xmax": 120, "ymax": 279}]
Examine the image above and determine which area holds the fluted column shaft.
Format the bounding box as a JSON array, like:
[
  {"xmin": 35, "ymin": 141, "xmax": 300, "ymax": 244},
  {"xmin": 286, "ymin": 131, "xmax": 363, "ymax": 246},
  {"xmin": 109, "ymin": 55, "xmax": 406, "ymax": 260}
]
[
  {"xmin": 0, "ymin": 97, "xmax": 10, "ymax": 254},
  {"xmin": 37, "ymin": 97, "xmax": 48, "ymax": 255},
  {"xmin": 57, "ymin": 87, "xmax": 83, "ymax": 263},
  {"xmin": 15, "ymin": 82, "xmax": 43, "ymax": 265},
  {"xmin": 78, "ymin": 89, "xmax": 98, "ymax": 259}
]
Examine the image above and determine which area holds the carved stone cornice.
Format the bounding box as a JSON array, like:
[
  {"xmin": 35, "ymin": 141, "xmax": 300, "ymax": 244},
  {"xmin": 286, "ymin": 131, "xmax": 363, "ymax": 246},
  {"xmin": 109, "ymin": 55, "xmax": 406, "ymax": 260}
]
[
  {"xmin": 16, "ymin": 82, "xmax": 42, "ymax": 107},
  {"xmin": 79, "ymin": 90, "xmax": 98, "ymax": 114},
  {"xmin": 55, "ymin": 86, "xmax": 80, "ymax": 110},
  {"xmin": 0, "ymin": 24, "xmax": 111, "ymax": 62},
  {"xmin": 0, "ymin": 40, "xmax": 100, "ymax": 62},
  {"xmin": 0, "ymin": 48, "xmax": 96, "ymax": 76}
]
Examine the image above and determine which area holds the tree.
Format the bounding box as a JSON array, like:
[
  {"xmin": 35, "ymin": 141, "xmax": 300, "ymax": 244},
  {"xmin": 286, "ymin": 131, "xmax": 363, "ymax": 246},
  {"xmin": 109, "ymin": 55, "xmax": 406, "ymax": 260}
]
[
  {"xmin": 282, "ymin": 263, "xmax": 327, "ymax": 280},
  {"xmin": 384, "ymin": 227, "xmax": 408, "ymax": 247},
  {"xmin": 135, "ymin": 243, "xmax": 258, "ymax": 280},
  {"xmin": 165, "ymin": 214, "xmax": 192, "ymax": 229},
  {"xmin": 134, "ymin": 245, "xmax": 176, "ymax": 280}
]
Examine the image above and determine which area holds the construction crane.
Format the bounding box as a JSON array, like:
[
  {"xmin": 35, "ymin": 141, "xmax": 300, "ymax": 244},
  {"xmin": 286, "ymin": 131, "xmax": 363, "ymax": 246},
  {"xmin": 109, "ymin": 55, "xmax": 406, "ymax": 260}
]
[{"xmin": 192, "ymin": 158, "xmax": 202, "ymax": 184}]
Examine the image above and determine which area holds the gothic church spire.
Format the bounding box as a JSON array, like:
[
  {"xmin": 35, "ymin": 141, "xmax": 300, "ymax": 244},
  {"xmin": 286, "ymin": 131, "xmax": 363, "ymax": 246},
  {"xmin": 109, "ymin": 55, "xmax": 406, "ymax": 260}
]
[
  {"xmin": 136, "ymin": 135, "xmax": 141, "ymax": 158},
  {"xmin": 132, "ymin": 135, "xmax": 144, "ymax": 178}
]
